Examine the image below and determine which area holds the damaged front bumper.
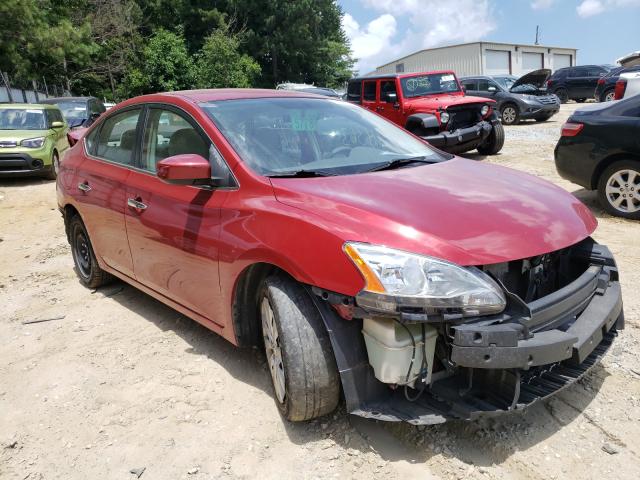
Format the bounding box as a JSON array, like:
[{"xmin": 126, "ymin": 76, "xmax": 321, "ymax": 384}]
[
  {"xmin": 421, "ymin": 120, "xmax": 493, "ymax": 152},
  {"xmin": 311, "ymin": 241, "xmax": 623, "ymax": 425}
]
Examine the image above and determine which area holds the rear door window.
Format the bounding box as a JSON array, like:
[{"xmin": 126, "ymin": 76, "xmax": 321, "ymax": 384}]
[
  {"xmin": 461, "ymin": 80, "xmax": 477, "ymax": 91},
  {"xmin": 94, "ymin": 109, "xmax": 142, "ymax": 165}
]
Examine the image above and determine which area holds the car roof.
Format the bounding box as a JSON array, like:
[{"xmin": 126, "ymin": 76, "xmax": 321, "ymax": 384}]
[
  {"xmin": 40, "ymin": 96, "xmax": 97, "ymax": 103},
  {"xmin": 0, "ymin": 103, "xmax": 60, "ymax": 109},
  {"xmin": 126, "ymin": 88, "xmax": 331, "ymax": 103},
  {"xmin": 349, "ymin": 71, "xmax": 456, "ymax": 82}
]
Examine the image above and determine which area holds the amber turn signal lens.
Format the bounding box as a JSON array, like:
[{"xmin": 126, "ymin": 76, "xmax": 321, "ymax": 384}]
[{"xmin": 343, "ymin": 243, "xmax": 386, "ymax": 294}]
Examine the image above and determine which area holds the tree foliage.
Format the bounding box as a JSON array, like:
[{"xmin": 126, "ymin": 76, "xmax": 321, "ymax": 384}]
[{"xmin": 0, "ymin": 0, "xmax": 355, "ymax": 99}]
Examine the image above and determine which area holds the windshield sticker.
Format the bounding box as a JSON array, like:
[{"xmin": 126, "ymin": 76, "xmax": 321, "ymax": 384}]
[
  {"xmin": 441, "ymin": 74, "xmax": 455, "ymax": 81},
  {"xmin": 405, "ymin": 77, "xmax": 432, "ymax": 92},
  {"xmin": 290, "ymin": 111, "xmax": 319, "ymax": 131},
  {"xmin": 26, "ymin": 109, "xmax": 43, "ymax": 114}
]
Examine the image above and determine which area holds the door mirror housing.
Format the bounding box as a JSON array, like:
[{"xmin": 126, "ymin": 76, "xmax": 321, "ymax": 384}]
[
  {"xmin": 157, "ymin": 154, "xmax": 211, "ymax": 185},
  {"xmin": 384, "ymin": 92, "xmax": 398, "ymax": 103},
  {"xmin": 51, "ymin": 121, "xmax": 64, "ymax": 129},
  {"xmin": 488, "ymin": 86, "xmax": 497, "ymax": 93}
]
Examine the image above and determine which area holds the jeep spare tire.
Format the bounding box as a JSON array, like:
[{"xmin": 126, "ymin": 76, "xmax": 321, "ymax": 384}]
[{"xmin": 477, "ymin": 122, "xmax": 505, "ymax": 155}]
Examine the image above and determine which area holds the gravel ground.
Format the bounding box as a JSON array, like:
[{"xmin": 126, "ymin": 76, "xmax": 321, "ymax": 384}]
[{"xmin": 2, "ymin": 103, "xmax": 640, "ymax": 480}]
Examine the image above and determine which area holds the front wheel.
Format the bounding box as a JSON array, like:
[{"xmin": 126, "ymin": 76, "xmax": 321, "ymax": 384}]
[
  {"xmin": 555, "ymin": 88, "xmax": 569, "ymax": 103},
  {"xmin": 45, "ymin": 151, "xmax": 59, "ymax": 180},
  {"xmin": 597, "ymin": 160, "xmax": 640, "ymax": 220},
  {"xmin": 500, "ymin": 104, "xmax": 519, "ymax": 125},
  {"xmin": 260, "ymin": 274, "xmax": 339, "ymax": 421},
  {"xmin": 477, "ymin": 122, "xmax": 505, "ymax": 155}
]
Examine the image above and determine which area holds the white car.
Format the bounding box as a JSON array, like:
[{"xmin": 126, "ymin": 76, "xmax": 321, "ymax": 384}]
[{"xmin": 616, "ymin": 71, "xmax": 640, "ymax": 99}]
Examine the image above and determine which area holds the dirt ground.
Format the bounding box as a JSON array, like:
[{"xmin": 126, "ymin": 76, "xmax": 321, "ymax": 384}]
[{"xmin": 2, "ymin": 103, "xmax": 640, "ymax": 480}]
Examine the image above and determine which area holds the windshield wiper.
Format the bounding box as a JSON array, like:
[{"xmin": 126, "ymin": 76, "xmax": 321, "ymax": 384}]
[
  {"xmin": 267, "ymin": 169, "xmax": 336, "ymax": 178},
  {"xmin": 366, "ymin": 156, "xmax": 436, "ymax": 173}
]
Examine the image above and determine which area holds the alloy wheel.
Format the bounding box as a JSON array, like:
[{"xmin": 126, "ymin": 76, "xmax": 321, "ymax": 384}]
[
  {"xmin": 604, "ymin": 91, "xmax": 615, "ymax": 102},
  {"xmin": 502, "ymin": 107, "xmax": 517, "ymax": 124},
  {"xmin": 261, "ymin": 296, "xmax": 286, "ymax": 403},
  {"xmin": 605, "ymin": 169, "xmax": 640, "ymax": 214}
]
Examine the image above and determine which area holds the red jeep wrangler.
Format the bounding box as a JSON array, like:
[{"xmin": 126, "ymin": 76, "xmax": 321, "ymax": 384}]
[{"xmin": 347, "ymin": 71, "xmax": 505, "ymax": 155}]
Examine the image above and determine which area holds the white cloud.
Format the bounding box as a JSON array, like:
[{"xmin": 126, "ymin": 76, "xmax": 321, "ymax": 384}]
[
  {"xmin": 577, "ymin": 0, "xmax": 640, "ymax": 17},
  {"xmin": 577, "ymin": 0, "xmax": 605, "ymax": 16},
  {"xmin": 531, "ymin": 0, "xmax": 555, "ymax": 9},
  {"xmin": 341, "ymin": 13, "xmax": 397, "ymax": 74},
  {"xmin": 345, "ymin": 0, "xmax": 496, "ymax": 73}
]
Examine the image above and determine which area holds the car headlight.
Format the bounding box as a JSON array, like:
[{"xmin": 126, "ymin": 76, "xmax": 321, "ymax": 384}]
[
  {"xmin": 480, "ymin": 105, "xmax": 490, "ymax": 116},
  {"xmin": 20, "ymin": 137, "xmax": 45, "ymax": 148},
  {"xmin": 440, "ymin": 112, "xmax": 450, "ymax": 123},
  {"xmin": 344, "ymin": 242, "xmax": 506, "ymax": 318}
]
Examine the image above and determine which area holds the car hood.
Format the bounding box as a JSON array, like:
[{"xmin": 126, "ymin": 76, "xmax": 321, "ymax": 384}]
[
  {"xmin": 0, "ymin": 129, "xmax": 49, "ymax": 144},
  {"xmin": 510, "ymin": 69, "xmax": 551, "ymax": 91},
  {"xmin": 270, "ymin": 158, "xmax": 597, "ymax": 266},
  {"xmin": 405, "ymin": 94, "xmax": 493, "ymax": 110}
]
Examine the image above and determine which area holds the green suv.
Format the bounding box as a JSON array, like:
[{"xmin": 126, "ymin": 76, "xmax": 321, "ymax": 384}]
[{"xmin": 0, "ymin": 103, "xmax": 69, "ymax": 179}]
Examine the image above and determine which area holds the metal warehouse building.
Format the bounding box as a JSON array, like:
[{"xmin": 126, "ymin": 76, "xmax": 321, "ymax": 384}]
[{"xmin": 375, "ymin": 42, "xmax": 577, "ymax": 77}]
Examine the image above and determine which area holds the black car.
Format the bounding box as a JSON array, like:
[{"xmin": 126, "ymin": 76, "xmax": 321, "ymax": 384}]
[
  {"xmin": 460, "ymin": 69, "xmax": 560, "ymax": 125},
  {"xmin": 546, "ymin": 65, "xmax": 613, "ymax": 103},
  {"xmin": 555, "ymin": 95, "xmax": 640, "ymax": 219},
  {"xmin": 40, "ymin": 96, "xmax": 106, "ymax": 128},
  {"xmin": 595, "ymin": 65, "xmax": 640, "ymax": 102}
]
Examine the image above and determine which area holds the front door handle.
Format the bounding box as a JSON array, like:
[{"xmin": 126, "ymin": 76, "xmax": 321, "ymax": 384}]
[
  {"xmin": 77, "ymin": 182, "xmax": 91, "ymax": 192},
  {"xmin": 127, "ymin": 198, "xmax": 147, "ymax": 210}
]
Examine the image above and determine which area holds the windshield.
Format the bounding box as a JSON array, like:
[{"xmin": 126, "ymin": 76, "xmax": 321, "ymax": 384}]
[
  {"xmin": 55, "ymin": 101, "xmax": 88, "ymax": 120},
  {"xmin": 494, "ymin": 76, "xmax": 517, "ymax": 89},
  {"xmin": 0, "ymin": 108, "xmax": 46, "ymax": 130},
  {"xmin": 201, "ymin": 98, "xmax": 444, "ymax": 176},
  {"xmin": 400, "ymin": 73, "xmax": 460, "ymax": 98}
]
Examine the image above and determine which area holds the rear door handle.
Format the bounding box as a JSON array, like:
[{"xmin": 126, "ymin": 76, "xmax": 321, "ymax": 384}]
[
  {"xmin": 127, "ymin": 198, "xmax": 147, "ymax": 210},
  {"xmin": 77, "ymin": 182, "xmax": 91, "ymax": 192}
]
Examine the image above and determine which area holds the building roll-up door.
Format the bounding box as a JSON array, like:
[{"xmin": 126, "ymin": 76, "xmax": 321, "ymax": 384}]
[
  {"xmin": 522, "ymin": 52, "xmax": 544, "ymax": 72},
  {"xmin": 553, "ymin": 53, "xmax": 572, "ymax": 70},
  {"xmin": 485, "ymin": 49, "xmax": 510, "ymax": 75}
]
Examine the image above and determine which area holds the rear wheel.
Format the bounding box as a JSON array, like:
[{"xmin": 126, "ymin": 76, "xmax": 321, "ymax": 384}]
[
  {"xmin": 500, "ymin": 104, "xmax": 519, "ymax": 125},
  {"xmin": 602, "ymin": 89, "xmax": 616, "ymax": 102},
  {"xmin": 555, "ymin": 88, "xmax": 569, "ymax": 103},
  {"xmin": 597, "ymin": 160, "xmax": 640, "ymax": 220},
  {"xmin": 69, "ymin": 215, "xmax": 113, "ymax": 288},
  {"xmin": 477, "ymin": 122, "xmax": 505, "ymax": 155},
  {"xmin": 260, "ymin": 274, "xmax": 339, "ymax": 421},
  {"xmin": 45, "ymin": 151, "xmax": 59, "ymax": 180}
]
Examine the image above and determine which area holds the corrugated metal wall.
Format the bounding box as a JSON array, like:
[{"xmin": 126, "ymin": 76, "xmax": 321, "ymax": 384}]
[
  {"xmin": 376, "ymin": 42, "xmax": 577, "ymax": 77},
  {"xmin": 376, "ymin": 44, "xmax": 482, "ymax": 76}
]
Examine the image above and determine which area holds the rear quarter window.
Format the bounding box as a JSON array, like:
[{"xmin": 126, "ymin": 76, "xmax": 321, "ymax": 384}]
[{"xmin": 347, "ymin": 81, "xmax": 362, "ymax": 103}]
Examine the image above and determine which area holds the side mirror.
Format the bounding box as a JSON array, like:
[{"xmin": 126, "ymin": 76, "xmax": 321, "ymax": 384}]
[
  {"xmin": 488, "ymin": 86, "xmax": 497, "ymax": 93},
  {"xmin": 384, "ymin": 92, "xmax": 398, "ymax": 103},
  {"xmin": 156, "ymin": 154, "xmax": 211, "ymax": 185},
  {"xmin": 51, "ymin": 121, "xmax": 64, "ymax": 129}
]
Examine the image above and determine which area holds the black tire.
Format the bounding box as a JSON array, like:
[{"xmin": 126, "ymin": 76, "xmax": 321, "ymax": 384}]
[
  {"xmin": 477, "ymin": 122, "xmax": 505, "ymax": 155},
  {"xmin": 555, "ymin": 88, "xmax": 569, "ymax": 104},
  {"xmin": 601, "ymin": 89, "xmax": 615, "ymax": 102},
  {"xmin": 45, "ymin": 151, "xmax": 59, "ymax": 180},
  {"xmin": 597, "ymin": 160, "xmax": 640, "ymax": 220},
  {"xmin": 576, "ymin": 98, "xmax": 587, "ymax": 103},
  {"xmin": 500, "ymin": 104, "xmax": 519, "ymax": 125},
  {"xmin": 535, "ymin": 115, "xmax": 552, "ymax": 122},
  {"xmin": 260, "ymin": 274, "xmax": 339, "ymax": 421},
  {"xmin": 68, "ymin": 215, "xmax": 113, "ymax": 288}
]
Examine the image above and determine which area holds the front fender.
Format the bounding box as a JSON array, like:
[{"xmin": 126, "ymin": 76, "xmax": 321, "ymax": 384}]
[{"xmin": 405, "ymin": 113, "xmax": 440, "ymax": 130}]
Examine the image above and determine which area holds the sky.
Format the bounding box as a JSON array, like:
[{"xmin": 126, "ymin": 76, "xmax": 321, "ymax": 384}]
[{"xmin": 338, "ymin": 0, "xmax": 640, "ymax": 74}]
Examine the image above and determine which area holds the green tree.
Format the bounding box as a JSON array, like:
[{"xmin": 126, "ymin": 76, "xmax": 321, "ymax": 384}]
[
  {"xmin": 194, "ymin": 27, "xmax": 261, "ymax": 89},
  {"xmin": 121, "ymin": 28, "xmax": 194, "ymax": 96}
]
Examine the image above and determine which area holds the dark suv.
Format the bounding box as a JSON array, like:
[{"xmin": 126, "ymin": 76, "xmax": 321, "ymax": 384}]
[
  {"xmin": 595, "ymin": 65, "xmax": 640, "ymax": 102},
  {"xmin": 41, "ymin": 96, "xmax": 106, "ymax": 129},
  {"xmin": 546, "ymin": 65, "xmax": 613, "ymax": 103}
]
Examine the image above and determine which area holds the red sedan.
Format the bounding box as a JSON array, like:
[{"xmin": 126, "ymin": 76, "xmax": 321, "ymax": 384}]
[{"xmin": 57, "ymin": 89, "xmax": 623, "ymax": 424}]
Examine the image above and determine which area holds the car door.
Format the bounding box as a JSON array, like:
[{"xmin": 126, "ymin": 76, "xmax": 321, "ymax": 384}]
[
  {"xmin": 461, "ymin": 79, "xmax": 478, "ymax": 96},
  {"xmin": 73, "ymin": 107, "xmax": 141, "ymax": 278},
  {"xmin": 124, "ymin": 104, "xmax": 229, "ymax": 323},
  {"xmin": 376, "ymin": 79, "xmax": 404, "ymax": 125},
  {"xmin": 566, "ymin": 67, "xmax": 589, "ymax": 98}
]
